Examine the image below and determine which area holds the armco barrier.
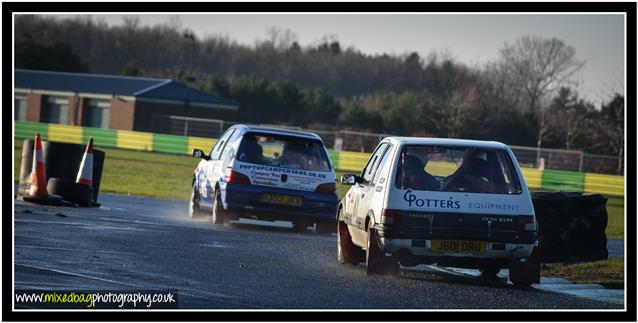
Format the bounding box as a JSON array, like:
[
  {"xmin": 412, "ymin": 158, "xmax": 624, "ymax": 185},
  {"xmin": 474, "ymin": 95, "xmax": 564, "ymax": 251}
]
[
  {"xmin": 337, "ymin": 151, "xmax": 369, "ymax": 172},
  {"xmin": 584, "ymin": 173, "xmax": 625, "ymax": 196},
  {"xmin": 520, "ymin": 168, "xmax": 543, "ymax": 190},
  {"xmin": 153, "ymin": 133, "xmax": 188, "ymax": 155},
  {"xmin": 83, "ymin": 127, "xmax": 117, "ymax": 148},
  {"xmin": 541, "ymin": 170, "xmax": 585, "ymax": 192},
  {"xmin": 14, "ymin": 121, "xmax": 624, "ymax": 196},
  {"xmin": 48, "ymin": 124, "xmax": 83, "ymax": 144},
  {"xmin": 15, "ymin": 121, "xmax": 216, "ymax": 156}
]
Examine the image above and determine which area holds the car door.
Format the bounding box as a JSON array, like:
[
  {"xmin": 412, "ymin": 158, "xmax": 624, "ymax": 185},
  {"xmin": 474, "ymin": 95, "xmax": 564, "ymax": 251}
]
[
  {"xmin": 364, "ymin": 143, "xmax": 394, "ymax": 220},
  {"xmin": 199, "ymin": 128, "xmax": 236, "ymax": 207},
  {"xmin": 349, "ymin": 142, "xmax": 389, "ymax": 246}
]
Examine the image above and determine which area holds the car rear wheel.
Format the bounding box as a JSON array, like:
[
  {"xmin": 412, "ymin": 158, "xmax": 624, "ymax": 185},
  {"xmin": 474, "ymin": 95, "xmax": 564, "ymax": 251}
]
[
  {"xmin": 188, "ymin": 184, "xmax": 207, "ymax": 218},
  {"xmin": 292, "ymin": 221, "xmax": 310, "ymax": 231},
  {"xmin": 315, "ymin": 222, "xmax": 335, "ymax": 235},
  {"xmin": 366, "ymin": 226, "xmax": 399, "ymax": 275},
  {"xmin": 509, "ymin": 239, "xmax": 543, "ymax": 286},
  {"xmin": 337, "ymin": 219, "xmax": 364, "ymax": 265},
  {"xmin": 479, "ymin": 265, "xmax": 501, "ymax": 278},
  {"xmin": 212, "ymin": 189, "xmax": 229, "ymax": 225}
]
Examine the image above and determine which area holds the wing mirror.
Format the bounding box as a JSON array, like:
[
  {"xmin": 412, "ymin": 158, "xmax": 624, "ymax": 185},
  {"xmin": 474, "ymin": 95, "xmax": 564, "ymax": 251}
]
[
  {"xmin": 340, "ymin": 173, "xmax": 361, "ymax": 185},
  {"xmin": 192, "ymin": 149, "xmax": 210, "ymax": 160}
]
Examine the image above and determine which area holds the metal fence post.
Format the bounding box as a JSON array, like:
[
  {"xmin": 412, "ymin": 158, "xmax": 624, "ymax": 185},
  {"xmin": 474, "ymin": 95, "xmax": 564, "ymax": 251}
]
[{"xmin": 579, "ymin": 151, "xmax": 584, "ymax": 173}]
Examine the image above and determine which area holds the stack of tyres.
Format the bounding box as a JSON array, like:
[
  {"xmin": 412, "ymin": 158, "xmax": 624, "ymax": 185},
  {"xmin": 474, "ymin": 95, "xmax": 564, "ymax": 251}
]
[
  {"xmin": 532, "ymin": 192, "xmax": 608, "ymax": 263},
  {"xmin": 18, "ymin": 139, "xmax": 105, "ymax": 205}
]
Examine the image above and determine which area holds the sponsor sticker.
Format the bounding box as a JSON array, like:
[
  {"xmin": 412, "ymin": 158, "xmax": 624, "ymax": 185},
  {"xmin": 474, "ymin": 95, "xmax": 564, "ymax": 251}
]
[
  {"xmin": 402, "ymin": 189, "xmax": 520, "ymax": 212},
  {"xmin": 403, "ymin": 189, "xmax": 461, "ymax": 209},
  {"xmin": 235, "ymin": 161, "xmax": 332, "ymax": 191}
]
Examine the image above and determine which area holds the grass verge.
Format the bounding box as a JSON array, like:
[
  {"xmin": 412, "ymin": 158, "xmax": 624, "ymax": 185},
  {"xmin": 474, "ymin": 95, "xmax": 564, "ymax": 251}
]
[{"xmin": 541, "ymin": 258, "xmax": 624, "ymax": 289}]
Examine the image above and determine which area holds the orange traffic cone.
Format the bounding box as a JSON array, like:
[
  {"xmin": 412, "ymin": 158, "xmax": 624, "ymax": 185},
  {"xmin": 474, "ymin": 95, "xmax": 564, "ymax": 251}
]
[
  {"xmin": 28, "ymin": 132, "xmax": 48, "ymax": 197},
  {"xmin": 22, "ymin": 132, "xmax": 63, "ymax": 205},
  {"xmin": 76, "ymin": 137, "xmax": 93, "ymax": 187}
]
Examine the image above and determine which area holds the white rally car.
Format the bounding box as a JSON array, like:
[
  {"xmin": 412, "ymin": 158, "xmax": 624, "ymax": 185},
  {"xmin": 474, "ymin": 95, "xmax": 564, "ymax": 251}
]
[{"xmin": 337, "ymin": 137, "xmax": 541, "ymax": 285}]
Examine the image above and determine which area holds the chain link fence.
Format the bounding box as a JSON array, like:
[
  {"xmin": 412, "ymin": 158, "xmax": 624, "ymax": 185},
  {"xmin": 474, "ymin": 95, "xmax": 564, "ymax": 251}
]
[{"xmin": 150, "ymin": 115, "xmax": 623, "ymax": 175}]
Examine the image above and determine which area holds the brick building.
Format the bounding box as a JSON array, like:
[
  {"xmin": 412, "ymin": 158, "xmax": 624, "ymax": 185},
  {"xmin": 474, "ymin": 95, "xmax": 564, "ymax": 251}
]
[{"xmin": 14, "ymin": 69, "xmax": 238, "ymax": 134}]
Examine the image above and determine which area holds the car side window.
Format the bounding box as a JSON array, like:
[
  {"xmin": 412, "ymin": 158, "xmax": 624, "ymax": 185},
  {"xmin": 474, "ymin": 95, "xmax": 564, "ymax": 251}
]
[
  {"xmin": 361, "ymin": 143, "xmax": 388, "ymax": 184},
  {"xmin": 210, "ymin": 128, "xmax": 235, "ymax": 160},
  {"xmin": 220, "ymin": 130, "xmax": 242, "ymax": 162},
  {"xmin": 372, "ymin": 144, "xmax": 393, "ymax": 184}
]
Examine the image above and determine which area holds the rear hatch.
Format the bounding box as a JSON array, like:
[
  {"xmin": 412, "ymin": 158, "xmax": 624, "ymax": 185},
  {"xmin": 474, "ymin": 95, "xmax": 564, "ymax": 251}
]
[
  {"xmin": 381, "ymin": 144, "xmax": 536, "ymax": 243},
  {"xmin": 229, "ymin": 132, "xmax": 336, "ymax": 194}
]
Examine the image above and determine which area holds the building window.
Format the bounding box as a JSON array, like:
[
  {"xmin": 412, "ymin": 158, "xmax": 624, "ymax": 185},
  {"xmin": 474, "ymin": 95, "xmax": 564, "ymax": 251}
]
[
  {"xmin": 14, "ymin": 93, "xmax": 27, "ymax": 121},
  {"xmin": 83, "ymin": 99, "xmax": 111, "ymax": 128},
  {"xmin": 41, "ymin": 96, "xmax": 69, "ymax": 124}
]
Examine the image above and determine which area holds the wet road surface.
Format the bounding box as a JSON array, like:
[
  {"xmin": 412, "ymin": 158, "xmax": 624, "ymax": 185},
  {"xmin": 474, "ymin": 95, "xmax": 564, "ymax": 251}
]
[{"xmin": 13, "ymin": 193, "xmax": 622, "ymax": 309}]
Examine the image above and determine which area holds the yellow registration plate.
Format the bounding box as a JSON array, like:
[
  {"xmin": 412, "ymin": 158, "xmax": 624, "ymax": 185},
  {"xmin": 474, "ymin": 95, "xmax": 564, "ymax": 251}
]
[
  {"xmin": 430, "ymin": 240, "xmax": 487, "ymax": 254},
  {"xmin": 260, "ymin": 193, "xmax": 303, "ymax": 207}
]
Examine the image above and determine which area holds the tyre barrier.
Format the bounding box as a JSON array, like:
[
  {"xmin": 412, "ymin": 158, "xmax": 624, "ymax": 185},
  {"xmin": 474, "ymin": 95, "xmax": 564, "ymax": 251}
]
[
  {"xmin": 47, "ymin": 177, "xmax": 93, "ymax": 207},
  {"xmin": 18, "ymin": 139, "xmax": 105, "ymax": 205},
  {"xmin": 532, "ymin": 192, "xmax": 608, "ymax": 263}
]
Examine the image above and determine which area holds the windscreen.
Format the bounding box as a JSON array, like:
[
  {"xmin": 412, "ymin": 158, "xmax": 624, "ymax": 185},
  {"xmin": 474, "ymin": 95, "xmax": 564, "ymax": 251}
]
[
  {"xmin": 236, "ymin": 133, "xmax": 331, "ymax": 172},
  {"xmin": 395, "ymin": 145, "xmax": 522, "ymax": 194}
]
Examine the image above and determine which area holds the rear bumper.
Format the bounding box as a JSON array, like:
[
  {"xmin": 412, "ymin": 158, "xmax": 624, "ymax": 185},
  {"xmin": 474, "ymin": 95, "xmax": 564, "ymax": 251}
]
[
  {"xmin": 220, "ymin": 182, "xmax": 338, "ymax": 223},
  {"xmin": 375, "ymin": 225, "xmax": 537, "ymax": 267}
]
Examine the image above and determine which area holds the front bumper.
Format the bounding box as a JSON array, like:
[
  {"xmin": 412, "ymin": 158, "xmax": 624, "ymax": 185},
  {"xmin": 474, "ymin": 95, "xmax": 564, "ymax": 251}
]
[{"xmin": 220, "ymin": 182, "xmax": 338, "ymax": 223}]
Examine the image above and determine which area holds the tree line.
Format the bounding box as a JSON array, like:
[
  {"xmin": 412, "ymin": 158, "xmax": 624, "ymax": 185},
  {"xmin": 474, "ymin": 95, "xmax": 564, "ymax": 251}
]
[{"xmin": 14, "ymin": 15, "xmax": 624, "ymax": 162}]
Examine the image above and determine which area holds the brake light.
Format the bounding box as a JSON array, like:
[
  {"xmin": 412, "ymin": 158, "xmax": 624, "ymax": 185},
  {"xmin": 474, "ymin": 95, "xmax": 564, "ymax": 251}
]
[
  {"xmin": 516, "ymin": 216, "xmax": 536, "ymax": 232},
  {"xmin": 381, "ymin": 209, "xmax": 403, "ymax": 226},
  {"xmin": 315, "ymin": 182, "xmax": 336, "ymax": 194},
  {"xmin": 224, "ymin": 169, "xmax": 251, "ymax": 185}
]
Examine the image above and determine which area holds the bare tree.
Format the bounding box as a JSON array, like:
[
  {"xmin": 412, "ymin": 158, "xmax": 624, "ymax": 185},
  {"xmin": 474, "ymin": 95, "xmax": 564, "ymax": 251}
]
[
  {"xmin": 592, "ymin": 94, "xmax": 625, "ymax": 174},
  {"xmin": 497, "ymin": 35, "xmax": 585, "ymax": 165},
  {"xmin": 262, "ymin": 26, "xmax": 298, "ymax": 51},
  {"xmin": 498, "ymin": 35, "xmax": 585, "ymax": 112},
  {"xmin": 547, "ymin": 87, "xmax": 591, "ymax": 150}
]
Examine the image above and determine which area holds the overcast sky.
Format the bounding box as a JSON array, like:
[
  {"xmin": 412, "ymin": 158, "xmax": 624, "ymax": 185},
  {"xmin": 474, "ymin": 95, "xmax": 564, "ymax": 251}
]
[{"xmin": 71, "ymin": 13, "xmax": 624, "ymax": 105}]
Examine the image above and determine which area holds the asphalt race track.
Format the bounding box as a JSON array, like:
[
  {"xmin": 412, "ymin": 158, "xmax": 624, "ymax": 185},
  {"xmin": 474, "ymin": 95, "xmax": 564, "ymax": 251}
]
[{"xmin": 14, "ymin": 193, "xmax": 622, "ymax": 309}]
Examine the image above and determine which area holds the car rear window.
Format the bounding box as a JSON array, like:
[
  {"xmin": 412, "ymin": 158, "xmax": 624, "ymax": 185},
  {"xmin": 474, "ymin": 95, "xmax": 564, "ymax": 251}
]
[
  {"xmin": 236, "ymin": 133, "xmax": 331, "ymax": 172},
  {"xmin": 395, "ymin": 145, "xmax": 522, "ymax": 194}
]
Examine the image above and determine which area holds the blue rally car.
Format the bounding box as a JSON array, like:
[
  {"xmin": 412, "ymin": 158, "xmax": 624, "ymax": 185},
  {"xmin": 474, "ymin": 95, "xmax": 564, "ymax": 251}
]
[{"xmin": 189, "ymin": 125, "xmax": 339, "ymax": 234}]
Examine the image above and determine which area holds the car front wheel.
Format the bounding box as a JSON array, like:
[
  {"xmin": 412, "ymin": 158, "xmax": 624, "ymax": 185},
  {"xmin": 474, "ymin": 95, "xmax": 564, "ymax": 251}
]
[
  {"xmin": 337, "ymin": 219, "xmax": 364, "ymax": 265},
  {"xmin": 212, "ymin": 189, "xmax": 229, "ymax": 225},
  {"xmin": 188, "ymin": 184, "xmax": 207, "ymax": 218}
]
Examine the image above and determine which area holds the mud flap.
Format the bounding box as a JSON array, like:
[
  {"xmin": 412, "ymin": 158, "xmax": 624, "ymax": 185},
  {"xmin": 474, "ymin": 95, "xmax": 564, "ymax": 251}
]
[
  {"xmin": 366, "ymin": 227, "xmax": 400, "ymax": 275},
  {"xmin": 509, "ymin": 238, "xmax": 543, "ymax": 286}
]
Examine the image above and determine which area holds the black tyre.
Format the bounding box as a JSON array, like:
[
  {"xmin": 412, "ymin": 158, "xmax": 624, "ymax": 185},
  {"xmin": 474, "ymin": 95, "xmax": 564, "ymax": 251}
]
[
  {"xmin": 479, "ymin": 265, "xmax": 501, "ymax": 278},
  {"xmin": 292, "ymin": 221, "xmax": 310, "ymax": 231},
  {"xmin": 212, "ymin": 189, "xmax": 228, "ymax": 225},
  {"xmin": 188, "ymin": 183, "xmax": 207, "ymax": 218},
  {"xmin": 509, "ymin": 260, "xmax": 540, "ymax": 287},
  {"xmin": 47, "ymin": 177, "xmax": 93, "ymax": 207},
  {"xmin": 315, "ymin": 222, "xmax": 336, "ymax": 235},
  {"xmin": 337, "ymin": 219, "xmax": 365, "ymax": 265}
]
